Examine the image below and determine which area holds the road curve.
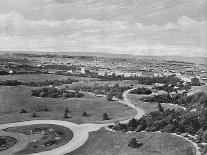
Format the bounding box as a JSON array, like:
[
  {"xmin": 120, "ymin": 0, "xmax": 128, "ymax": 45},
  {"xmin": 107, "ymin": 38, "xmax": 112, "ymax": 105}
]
[{"xmin": 0, "ymin": 120, "xmax": 105, "ymax": 155}]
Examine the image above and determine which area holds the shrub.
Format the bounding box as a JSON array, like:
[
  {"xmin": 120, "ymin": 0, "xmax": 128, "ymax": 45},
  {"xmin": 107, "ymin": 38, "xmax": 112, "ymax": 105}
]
[
  {"xmin": 158, "ymin": 103, "xmax": 164, "ymax": 112},
  {"xmin": 82, "ymin": 111, "xmax": 88, "ymax": 116},
  {"xmin": 106, "ymin": 93, "xmax": 113, "ymax": 101},
  {"xmin": 103, "ymin": 113, "xmax": 109, "ymax": 120},
  {"xmin": 128, "ymin": 138, "xmax": 143, "ymax": 148},
  {"xmin": 163, "ymin": 124, "xmax": 175, "ymax": 133},
  {"xmin": 31, "ymin": 112, "xmax": 38, "ymax": 118},
  {"xmin": 19, "ymin": 108, "xmax": 28, "ymax": 114}
]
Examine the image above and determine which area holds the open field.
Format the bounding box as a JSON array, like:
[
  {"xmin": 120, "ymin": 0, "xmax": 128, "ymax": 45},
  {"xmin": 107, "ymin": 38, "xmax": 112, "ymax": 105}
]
[
  {"xmin": 0, "ymin": 86, "xmax": 136, "ymax": 124},
  {"xmin": 69, "ymin": 128, "xmax": 196, "ymax": 155},
  {"xmin": 3, "ymin": 124, "xmax": 73, "ymax": 154},
  {"xmin": 127, "ymin": 94, "xmax": 181, "ymax": 114}
]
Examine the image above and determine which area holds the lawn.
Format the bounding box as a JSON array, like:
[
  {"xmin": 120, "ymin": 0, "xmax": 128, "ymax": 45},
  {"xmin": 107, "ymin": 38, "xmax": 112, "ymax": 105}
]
[
  {"xmin": 127, "ymin": 94, "xmax": 181, "ymax": 114},
  {"xmin": 0, "ymin": 86, "xmax": 136, "ymax": 124},
  {"xmin": 68, "ymin": 128, "xmax": 196, "ymax": 155},
  {"xmin": 3, "ymin": 124, "xmax": 73, "ymax": 154}
]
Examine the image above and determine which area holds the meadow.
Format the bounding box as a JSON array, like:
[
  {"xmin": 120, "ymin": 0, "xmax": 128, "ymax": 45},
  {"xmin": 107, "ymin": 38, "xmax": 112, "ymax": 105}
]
[
  {"xmin": 69, "ymin": 128, "xmax": 195, "ymax": 155},
  {"xmin": 0, "ymin": 85, "xmax": 136, "ymax": 124}
]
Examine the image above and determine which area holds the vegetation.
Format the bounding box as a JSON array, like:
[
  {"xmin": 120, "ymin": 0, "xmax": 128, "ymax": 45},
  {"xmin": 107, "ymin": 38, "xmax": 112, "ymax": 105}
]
[
  {"xmin": 0, "ymin": 136, "xmax": 17, "ymax": 151},
  {"xmin": 4, "ymin": 124, "xmax": 73, "ymax": 154},
  {"xmin": 110, "ymin": 92, "xmax": 207, "ymax": 146},
  {"xmin": 19, "ymin": 108, "xmax": 28, "ymax": 114},
  {"xmin": 128, "ymin": 138, "xmax": 143, "ymax": 148},
  {"xmin": 31, "ymin": 87, "xmax": 84, "ymax": 98},
  {"xmin": 99, "ymin": 74, "xmax": 182, "ymax": 85},
  {"xmin": 130, "ymin": 87, "xmax": 152, "ymax": 95},
  {"xmin": 0, "ymin": 78, "xmax": 78, "ymax": 87},
  {"xmin": 82, "ymin": 111, "xmax": 89, "ymax": 116},
  {"xmin": 153, "ymin": 82, "xmax": 191, "ymax": 93},
  {"xmin": 102, "ymin": 113, "xmax": 109, "ymax": 120},
  {"xmin": 64, "ymin": 107, "xmax": 71, "ymax": 118},
  {"xmin": 141, "ymin": 91, "xmax": 191, "ymax": 108},
  {"xmin": 67, "ymin": 83, "xmax": 131, "ymax": 100}
]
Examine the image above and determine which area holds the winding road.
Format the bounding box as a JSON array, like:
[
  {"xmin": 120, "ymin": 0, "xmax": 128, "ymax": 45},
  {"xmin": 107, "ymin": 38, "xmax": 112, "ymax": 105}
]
[{"xmin": 0, "ymin": 87, "xmax": 200, "ymax": 155}]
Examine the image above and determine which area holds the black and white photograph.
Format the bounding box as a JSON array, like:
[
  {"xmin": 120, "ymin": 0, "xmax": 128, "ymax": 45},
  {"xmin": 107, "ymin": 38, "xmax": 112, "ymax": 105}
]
[{"xmin": 0, "ymin": 0, "xmax": 206, "ymax": 155}]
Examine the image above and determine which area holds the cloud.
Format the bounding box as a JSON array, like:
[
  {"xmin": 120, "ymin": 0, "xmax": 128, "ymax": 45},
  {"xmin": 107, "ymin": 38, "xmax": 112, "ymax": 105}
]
[{"xmin": 0, "ymin": 12, "xmax": 206, "ymax": 57}]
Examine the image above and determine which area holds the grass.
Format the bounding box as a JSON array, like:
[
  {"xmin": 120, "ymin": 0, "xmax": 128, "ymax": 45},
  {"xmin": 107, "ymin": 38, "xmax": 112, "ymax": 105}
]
[
  {"xmin": 4, "ymin": 124, "xmax": 73, "ymax": 154},
  {"xmin": 127, "ymin": 94, "xmax": 181, "ymax": 114},
  {"xmin": 0, "ymin": 86, "xmax": 136, "ymax": 124},
  {"xmin": 68, "ymin": 128, "xmax": 196, "ymax": 155}
]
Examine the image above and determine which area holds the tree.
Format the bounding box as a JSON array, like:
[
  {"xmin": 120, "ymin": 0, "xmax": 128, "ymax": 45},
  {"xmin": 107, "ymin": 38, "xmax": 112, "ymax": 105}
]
[
  {"xmin": 20, "ymin": 108, "xmax": 27, "ymax": 114},
  {"xmin": 103, "ymin": 113, "xmax": 109, "ymax": 120},
  {"xmin": 65, "ymin": 107, "xmax": 70, "ymax": 113},
  {"xmin": 163, "ymin": 124, "xmax": 175, "ymax": 133},
  {"xmin": 32, "ymin": 112, "xmax": 38, "ymax": 118},
  {"xmin": 128, "ymin": 138, "xmax": 143, "ymax": 148},
  {"xmin": 106, "ymin": 92, "xmax": 113, "ymax": 101},
  {"xmin": 158, "ymin": 103, "xmax": 164, "ymax": 112},
  {"xmin": 82, "ymin": 111, "xmax": 88, "ymax": 116},
  {"xmin": 64, "ymin": 107, "xmax": 70, "ymax": 118}
]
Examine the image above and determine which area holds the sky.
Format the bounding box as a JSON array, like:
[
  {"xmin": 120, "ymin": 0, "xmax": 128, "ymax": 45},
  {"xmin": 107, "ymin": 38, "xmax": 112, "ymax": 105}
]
[{"xmin": 0, "ymin": 0, "xmax": 206, "ymax": 57}]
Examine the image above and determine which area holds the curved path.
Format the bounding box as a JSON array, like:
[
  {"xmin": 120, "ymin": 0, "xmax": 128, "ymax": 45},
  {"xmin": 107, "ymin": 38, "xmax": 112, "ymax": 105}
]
[
  {"xmin": 0, "ymin": 120, "xmax": 105, "ymax": 155},
  {"xmin": 0, "ymin": 87, "xmax": 199, "ymax": 155}
]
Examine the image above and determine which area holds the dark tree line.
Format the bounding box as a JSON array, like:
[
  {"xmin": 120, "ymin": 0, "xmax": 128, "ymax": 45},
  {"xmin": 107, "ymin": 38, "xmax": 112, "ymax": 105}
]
[
  {"xmin": 31, "ymin": 87, "xmax": 84, "ymax": 98},
  {"xmin": 66, "ymin": 83, "xmax": 131, "ymax": 100},
  {"xmin": 130, "ymin": 87, "xmax": 152, "ymax": 95},
  {"xmin": 0, "ymin": 78, "xmax": 78, "ymax": 87}
]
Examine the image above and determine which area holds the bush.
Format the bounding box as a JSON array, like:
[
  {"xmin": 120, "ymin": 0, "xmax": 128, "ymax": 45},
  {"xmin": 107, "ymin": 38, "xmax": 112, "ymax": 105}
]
[
  {"xmin": 163, "ymin": 124, "xmax": 175, "ymax": 133},
  {"xmin": 64, "ymin": 107, "xmax": 71, "ymax": 118},
  {"xmin": 82, "ymin": 111, "xmax": 88, "ymax": 116},
  {"xmin": 31, "ymin": 112, "xmax": 38, "ymax": 118},
  {"xmin": 19, "ymin": 108, "xmax": 28, "ymax": 114},
  {"xmin": 106, "ymin": 93, "xmax": 113, "ymax": 101},
  {"xmin": 103, "ymin": 113, "xmax": 109, "ymax": 120},
  {"xmin": 128, "ymin": 138, "xmax": 143, "ymax": 148}
]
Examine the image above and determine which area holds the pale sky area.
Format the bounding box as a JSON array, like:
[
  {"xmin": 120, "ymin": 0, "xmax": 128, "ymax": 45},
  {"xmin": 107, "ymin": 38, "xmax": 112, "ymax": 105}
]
[{"xmin": 0, "ymin": 0, "xmax": 206, "ymax": 56}]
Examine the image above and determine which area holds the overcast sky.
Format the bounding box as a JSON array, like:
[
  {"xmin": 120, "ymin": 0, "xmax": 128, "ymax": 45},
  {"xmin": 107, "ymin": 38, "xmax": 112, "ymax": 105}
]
[{"xmin": 0, "ymin": 0, "xmax": 206, "ymax": 57}]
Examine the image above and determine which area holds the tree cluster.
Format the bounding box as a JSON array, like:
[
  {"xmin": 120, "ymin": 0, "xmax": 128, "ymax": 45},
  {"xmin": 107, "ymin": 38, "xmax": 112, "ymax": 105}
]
[
  {"xmin": 153, "ymin": 83, "xmax": 191, "ymax": 93},
  {"xmin": 24, "ymin": 78, "xmax": 78, "ymax": 87},
  {"xmin": 110, "ymin": 92, "xmax": 207, "ymax": 144},
  {"xmin": 0, "ymin": 78, "xmax": 78, "ymax": 87},
  {"xmin": 67, "ymin": 83, "xmax": 131, "ymax": 100},
  {"xmin": 141, "ymin": 92, "xmax": 191, "ymax": 108},
  {"xmin": 130, "ymin": 87, "xmax": 152, "ymax": 95},
  {"xmin": 31, "ymin": 87, "xmax": 84, "ymax": 98}
]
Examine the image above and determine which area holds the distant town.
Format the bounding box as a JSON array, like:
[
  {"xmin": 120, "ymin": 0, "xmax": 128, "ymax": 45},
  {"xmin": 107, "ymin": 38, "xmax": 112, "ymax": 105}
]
[{"xmin": 0, "ymin": 52, "xmax": 207, "ymax": 85}]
